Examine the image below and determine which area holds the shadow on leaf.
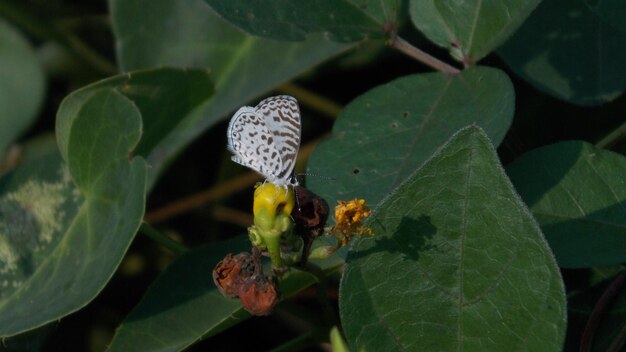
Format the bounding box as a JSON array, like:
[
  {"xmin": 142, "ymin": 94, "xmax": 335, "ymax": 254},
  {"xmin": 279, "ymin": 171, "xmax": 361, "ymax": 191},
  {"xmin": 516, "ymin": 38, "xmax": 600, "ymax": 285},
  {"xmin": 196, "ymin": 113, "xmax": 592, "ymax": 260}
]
[{"xmin": 350, "ymin": 215, "xmax": 437, "ymax": 262}]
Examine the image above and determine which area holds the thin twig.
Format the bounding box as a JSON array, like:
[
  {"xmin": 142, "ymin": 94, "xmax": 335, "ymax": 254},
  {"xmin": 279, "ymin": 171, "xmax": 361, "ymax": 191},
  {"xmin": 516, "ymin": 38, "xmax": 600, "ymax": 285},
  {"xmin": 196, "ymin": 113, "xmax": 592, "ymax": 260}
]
[
  {"xmin": 145, "ymin": 171, "xmax": 262, "ymax": 223},
  {"xmin": 211, "ymin": 205, "xmax": 253, "ymax": 227},
  {"xmin": 389, "ymin": 35, "xmax": 460, "ymax": 74},
  {"xmin": 139, "ymin": 223, "xmax": 189, "ymax": 255},
  {"xmin": 145, "ymin": 133, "xmax": 330, "ymax": 224},
  {"xmin": 595, "ymin": 119, "xmax": 626, "ymax": 150},
  {"xmin": 580, "ymin": 270, "xmax": 626, "ymax": 351},
  {"xmin": 278, "ymin": 83, "xmax": 342, "ymax": 120}
]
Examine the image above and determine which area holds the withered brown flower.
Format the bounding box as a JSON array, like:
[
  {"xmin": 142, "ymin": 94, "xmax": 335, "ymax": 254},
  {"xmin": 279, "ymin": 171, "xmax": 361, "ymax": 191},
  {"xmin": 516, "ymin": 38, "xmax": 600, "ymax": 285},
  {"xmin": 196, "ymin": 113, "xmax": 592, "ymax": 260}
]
[
  {"xmin": 212, "ymin": 252, "xmax": 254, "ymax": 298},
  {"xmin": 292, "ymin": 185, "xmax": 330, "ymax": 265},
  {"xmin": 238, "ymin": 275, "xmax": 280, "ymax": 316}
]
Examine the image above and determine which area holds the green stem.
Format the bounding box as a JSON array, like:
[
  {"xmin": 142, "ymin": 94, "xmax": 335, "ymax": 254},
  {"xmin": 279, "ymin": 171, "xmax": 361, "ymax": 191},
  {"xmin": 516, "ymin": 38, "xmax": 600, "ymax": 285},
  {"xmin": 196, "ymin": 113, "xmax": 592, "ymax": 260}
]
[
  {"xmin": 264, "ymin": 230, "xmax": 284, "ymax": 267},
  {"xmin": 596, "ymin": 119, "xmax": 626, "ymax": 149},
  {"xmin": 389, "ymin": 35, "xmax": 460, "ymax": 74},
  {"xmin": 139, "ymin": 223, "xmax": 188, "ymax": 255}
]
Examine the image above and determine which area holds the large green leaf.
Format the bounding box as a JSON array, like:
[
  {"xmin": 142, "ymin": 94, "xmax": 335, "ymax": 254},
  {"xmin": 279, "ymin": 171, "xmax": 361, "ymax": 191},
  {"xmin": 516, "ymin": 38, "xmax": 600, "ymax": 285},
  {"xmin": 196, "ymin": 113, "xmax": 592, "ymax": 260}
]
[
  {"xmin": 340, "ymin": 126, "xmax": 566, "ymax": 351},
  {"xmin": 308, "ymin": 67, "xmax": 514, "ymax": 209},
  {"xmin": 55, "ymin": 67, "xmax": 213, "ymax": 186},
  {"xmin": 203, "ymin": 0, "xmax": 400, "ymax": 42},
  {"xmin": 409, "ymin": 0, "xmax": 540, "ymax": 63},
  {"xmin": 107, "ymin": 236, "xmax": 344, "ymax": 351},
  {"xmin": 498, "ymin": 0, "xmax": 626, "ymax": 106},
  {"xmin": 507, "ymin": 141, "xmax": 626, "ymax": 268},
  {"xmin": 0, "ymin": 18, "xmax": 45, "ymax": 152},
  {"xmin": 110, "ymin": 0, "xmax": 348, "ymax": 181},
  {"xmin": 0, "ymin": 139, "xmax": 79, "ymax": 303},
  {"xmin": 584, "ymin": 0, "xmax": 626, "ymax": 34},
  {"xmin": 0, "ymin": 90, "xmax": 146, "ymax": 337}
]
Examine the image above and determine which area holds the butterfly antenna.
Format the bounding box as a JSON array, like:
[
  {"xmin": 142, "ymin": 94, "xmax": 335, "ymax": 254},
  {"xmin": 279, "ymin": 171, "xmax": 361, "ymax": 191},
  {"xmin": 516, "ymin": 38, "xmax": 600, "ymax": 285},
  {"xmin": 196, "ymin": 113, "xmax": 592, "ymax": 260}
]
[
  {"xmin": 293, "ymin": 184, "xmax": 302, "ymax": 211},
  {"xmin": 295, "ymin": 172, "xmax": 336, "ymax": 182}
]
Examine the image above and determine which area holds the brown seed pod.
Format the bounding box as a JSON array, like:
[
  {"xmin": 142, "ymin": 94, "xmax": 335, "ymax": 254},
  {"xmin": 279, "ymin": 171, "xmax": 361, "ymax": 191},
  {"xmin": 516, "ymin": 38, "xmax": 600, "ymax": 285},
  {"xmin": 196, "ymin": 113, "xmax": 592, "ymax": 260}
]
[
  {"xmin": 293, "ymin": 185, "xmax": 330, "ymax": 234},
  {"xmin": 238, "ymin": 275, "xmax": 280, "ymax": 316},
  {"xmin": 212, "ymin": 252, "xmax": 254, "ymax": 298},
  {"xmin": 292, "ymin": 186, "xmax": 330, "ymax": 265}
]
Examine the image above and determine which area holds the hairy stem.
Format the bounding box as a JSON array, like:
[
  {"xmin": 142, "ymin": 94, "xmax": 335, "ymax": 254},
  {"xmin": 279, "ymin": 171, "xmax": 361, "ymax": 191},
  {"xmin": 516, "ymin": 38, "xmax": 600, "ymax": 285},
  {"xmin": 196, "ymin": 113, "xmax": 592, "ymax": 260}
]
[
  {"xmin": 596, "ymin": 119, "xmax": 626, "ymax": 150},
  {"xmin": 390, "ymin": 35, "xmax": 460, "ymax": 74}
]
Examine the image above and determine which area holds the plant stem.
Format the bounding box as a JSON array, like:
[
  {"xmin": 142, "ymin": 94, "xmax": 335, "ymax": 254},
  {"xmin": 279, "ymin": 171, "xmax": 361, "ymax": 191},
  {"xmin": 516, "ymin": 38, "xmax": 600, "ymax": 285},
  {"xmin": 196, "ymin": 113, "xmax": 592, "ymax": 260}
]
[
  {"xmin": 264, "ymin": 230, "xmax": 284, "ymax": 268},
  {"xmin": 139, "ymin": 223, "xmax": 188, "ymax": 255},
  {"xmin": 144, "ymin": 172, "xmax": 263, "ymax": 223},
  {"xmin": 144, "ymin": 133, "xmax": 329, "ymax": 224},
  {"xmin": 595, "ymin": 119, "xmax": 626, "ymax": 149},
  {"xmin": 580, "ymin": 270, "xmax": 626, "ymax": 351},
  {"xmin": 278, "ymin": 83, "xmax": 342, "ymax": 120},
  {"xmin": 389, "ymin": 35, "xmax": 460, "ymax": 74}
]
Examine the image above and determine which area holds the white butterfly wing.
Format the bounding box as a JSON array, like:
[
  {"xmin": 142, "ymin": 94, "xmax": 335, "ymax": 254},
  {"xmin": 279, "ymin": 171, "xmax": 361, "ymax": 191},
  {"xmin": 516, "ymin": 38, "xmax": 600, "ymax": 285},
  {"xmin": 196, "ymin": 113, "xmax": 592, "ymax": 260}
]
[
  {"xmin": 227, "ymin": 106, "xmax": 285, "ymax": 184},
  {"xmin": 255, "ymin": 95, "xmax": 301, "ymax": 182}
]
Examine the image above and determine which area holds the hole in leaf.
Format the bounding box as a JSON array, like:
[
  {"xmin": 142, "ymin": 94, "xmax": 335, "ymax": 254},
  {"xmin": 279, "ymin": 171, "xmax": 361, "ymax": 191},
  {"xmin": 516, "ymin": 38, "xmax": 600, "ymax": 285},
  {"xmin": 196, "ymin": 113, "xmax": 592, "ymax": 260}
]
[
  {"xmin": 353, "ymin": 168, "xmax": 360, "ymax": 175},
  {"xmin": 390, "ymin": 122, "xmax": 397, "ymax": 129},
  {"xmin": 402, "ymin": 111, "xmax": 409, "ymax": 118}
]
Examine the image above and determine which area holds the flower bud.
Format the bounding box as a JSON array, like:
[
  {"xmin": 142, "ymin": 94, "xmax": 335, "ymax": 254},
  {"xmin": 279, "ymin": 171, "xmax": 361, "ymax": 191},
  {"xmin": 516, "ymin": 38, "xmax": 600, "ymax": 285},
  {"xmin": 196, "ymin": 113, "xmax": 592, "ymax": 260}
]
[
  {"xmin": 253, "ymin": 182, "xmax": 295, "ymax": 231},
  {"xmin": 250, "ymin": 182, "xmax": 296, "ymax": 268}
]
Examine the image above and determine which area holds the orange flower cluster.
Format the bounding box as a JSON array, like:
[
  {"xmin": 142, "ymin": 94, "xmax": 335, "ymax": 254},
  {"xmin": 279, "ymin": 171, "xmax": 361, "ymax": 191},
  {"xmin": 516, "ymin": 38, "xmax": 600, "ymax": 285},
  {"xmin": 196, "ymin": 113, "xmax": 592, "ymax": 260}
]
[{"xmin": 332, "ymin": 199, "xmax": 373, "ymax": 246}]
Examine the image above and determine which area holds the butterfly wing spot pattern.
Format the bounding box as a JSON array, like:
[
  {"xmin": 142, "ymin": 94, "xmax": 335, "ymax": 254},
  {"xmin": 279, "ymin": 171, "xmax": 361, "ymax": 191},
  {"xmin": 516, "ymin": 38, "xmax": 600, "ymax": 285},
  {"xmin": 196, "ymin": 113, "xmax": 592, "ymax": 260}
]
[{"xmin": 227, "ymin": 95, "xmax": 301, "ymax": 188}]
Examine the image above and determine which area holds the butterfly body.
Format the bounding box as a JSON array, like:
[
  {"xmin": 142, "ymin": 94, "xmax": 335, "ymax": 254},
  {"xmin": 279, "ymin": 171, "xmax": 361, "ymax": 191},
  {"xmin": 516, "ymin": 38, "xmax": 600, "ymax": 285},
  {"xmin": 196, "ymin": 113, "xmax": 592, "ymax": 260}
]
[{"xmin": 227, "ymin": 95, "xmax": 301, "ymax": 187}]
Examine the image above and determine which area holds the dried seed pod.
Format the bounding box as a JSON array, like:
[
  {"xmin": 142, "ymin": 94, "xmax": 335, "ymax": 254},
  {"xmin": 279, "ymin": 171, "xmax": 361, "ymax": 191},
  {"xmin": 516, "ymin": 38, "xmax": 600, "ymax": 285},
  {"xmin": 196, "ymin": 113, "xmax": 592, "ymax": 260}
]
[
  {"xmin": 293, "ymin": 185, "xmax": 330, "ymax": 235},
  {"xmin": 238, "ymin": 275, "xmax": 280, "ymax": 316},
  {"xmin": 292, "ymin": 186, "xmax": 330, "ymax": 265},
  {"xmin": 212, "ymin": 252, "xmax": 254, "ymax": 297}
]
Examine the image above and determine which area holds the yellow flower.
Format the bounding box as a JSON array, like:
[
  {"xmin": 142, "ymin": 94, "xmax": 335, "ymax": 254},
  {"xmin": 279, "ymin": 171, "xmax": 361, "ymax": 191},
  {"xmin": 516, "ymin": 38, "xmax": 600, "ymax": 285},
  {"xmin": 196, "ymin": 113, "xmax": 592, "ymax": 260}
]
[
  {"xmin": 249, "ymin": 182, "xmax": 296, "ymax": 267},
  {"xmin": 332, "ymin": 199, "xmax": 373, "ymax": 246},
  {"xmin": 253, "ymin": 182, "xmax": 295, "ymax": 227}
]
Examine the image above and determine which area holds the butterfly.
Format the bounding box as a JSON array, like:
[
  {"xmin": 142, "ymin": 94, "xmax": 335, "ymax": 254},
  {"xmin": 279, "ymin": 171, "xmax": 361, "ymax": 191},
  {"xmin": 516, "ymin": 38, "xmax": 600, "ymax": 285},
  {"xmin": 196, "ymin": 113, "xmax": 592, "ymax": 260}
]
[{"xmin": 227, "ymin": 95, "xmax": 301, "ymax": 188}]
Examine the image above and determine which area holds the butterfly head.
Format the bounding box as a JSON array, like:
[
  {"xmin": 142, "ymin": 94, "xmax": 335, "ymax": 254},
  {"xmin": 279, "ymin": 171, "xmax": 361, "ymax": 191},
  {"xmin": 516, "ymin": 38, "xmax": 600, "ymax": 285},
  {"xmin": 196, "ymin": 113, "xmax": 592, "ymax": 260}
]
[{"xmin": 288, "ymin": 174, "xmax": 300, "ymax": 187}]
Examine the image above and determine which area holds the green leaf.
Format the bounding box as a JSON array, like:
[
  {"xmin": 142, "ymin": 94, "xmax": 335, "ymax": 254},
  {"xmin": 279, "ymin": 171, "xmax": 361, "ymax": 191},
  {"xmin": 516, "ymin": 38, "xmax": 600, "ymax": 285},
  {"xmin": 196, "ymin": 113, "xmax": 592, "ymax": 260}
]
[
  {"xmin": 55, "ymin": 67, "xmax": 213, "ymax": 186},
  {"xmin": 308, "ymin": 67, "xmax": 514, "ymax": 209},
  {"xmin": 0, "ymin": 89, "xmax": 147, "ymax": 337},
  {"xmin": 203, "ymin": 0, "xmax": 400, "ymax": 42},
  {"xmin": 339, "ymin": 126, "xmax": 566, "ymax": 351},
  {"xmin": 110, "ymin": 0, "xmax": 348, "ymax": 178},
  {"xmin": 498, "ymin": 0, "xmax": 626, "ymax": 106},
  {"xmin": 107, "ymin": 236, "xmax": 343, "ymax": 351},
  {"xmin": 0, "ymin": 18, "xmax": 45, "ymax": 152},
  {"xmin": 0, "ymin": 141, "xmax": 79, "ymax": 303},
  {"xmin": 409, "ymin": 0, "xmax": 540, "ymax": 63},
  {"xmin": 506, "ymin": 141, "xmax": 626, "ymax": 268},
  {"xmin": 584, "ymin": 0, "xmax": 626, "ymax": 34}
]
